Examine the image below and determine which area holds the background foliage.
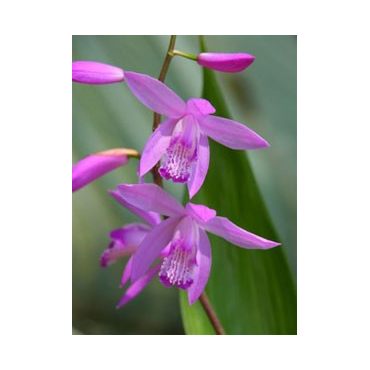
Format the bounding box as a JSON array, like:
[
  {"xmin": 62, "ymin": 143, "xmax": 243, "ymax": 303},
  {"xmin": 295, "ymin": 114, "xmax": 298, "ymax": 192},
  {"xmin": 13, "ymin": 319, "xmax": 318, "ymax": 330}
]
[{"xmin": 72, "ymin": 35, "xmax": 297, "ymax": 335}]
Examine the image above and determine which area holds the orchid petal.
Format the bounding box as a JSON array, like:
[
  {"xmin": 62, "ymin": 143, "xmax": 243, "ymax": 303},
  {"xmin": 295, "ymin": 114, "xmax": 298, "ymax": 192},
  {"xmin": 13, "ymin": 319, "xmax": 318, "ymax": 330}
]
[
  {"xmin": 199, "ymin": 115, "xmax": 270, "ymax": 150},
  {"xmin": 120, "ymin": 256, "xmax": 133, "ymax": 287},
  {"xmin": 117, "ymin": 184, "xmax": 184, "ymax": 217},
  {"xmin": 124, "ymin": 71, "xmax": 186, "ymax": 117},
  {"xmin": 109, "ymin": 223, "xmax": 151, "ymax": 246},
  {"xmin": 139, "ymin": 118, "xmax": 178, "ymax": 177},
  {"xmin": 116, "ymin": 263, "xmax": 161, "ymax": 308},
  {"xmin": 109, "ymin": 190, "xmax": 161, "ymax": 227},
  {"xmin": 187, "ymin": 133, "xmax": 210, "ymax": 198},
  {"xmin": 188, "ymin": 228, "xmax": 212, "ymax": 305},
  {"xmin": 185, "ymin": 202, "xmax": 217, "ymax": 223},
  {"xmin": 203, "ymin": 216, "xmax": 280, "ymax": 249},
  {"xmin": 72, "ymin": 149, "xmax": 129, "ymax": 192},
  {"xmin": 131, "ymin": 216, "xmax": 180, "ymax": 282},
  {"xmin": 72, "ymin": 61, "xmax": 124, "ymax": 84},
  {"xmin": 100, "ymin": 223, "xmax": 150, "ymax": 267}
]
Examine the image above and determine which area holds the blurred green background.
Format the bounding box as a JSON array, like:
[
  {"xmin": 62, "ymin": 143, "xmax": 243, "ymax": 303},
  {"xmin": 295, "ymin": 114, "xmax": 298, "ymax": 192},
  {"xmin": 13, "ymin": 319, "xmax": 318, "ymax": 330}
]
[{"xmin": 72, "ymin": 35, "xmax": 297, "ymax": 335}]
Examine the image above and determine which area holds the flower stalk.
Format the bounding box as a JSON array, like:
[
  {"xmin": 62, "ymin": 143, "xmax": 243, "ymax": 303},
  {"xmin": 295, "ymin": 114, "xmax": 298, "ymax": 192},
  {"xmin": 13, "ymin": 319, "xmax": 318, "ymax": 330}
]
[
  {"xmin": 173, "ymin": 50, "xmax": 197, "ymax": 60},
  {"xmin": 150, "ymin": 35, "xmax": 226, "ymax": 335},
  {"xmin": 199, "ymin": 292, "xmax": 225, "ymax": 335}
]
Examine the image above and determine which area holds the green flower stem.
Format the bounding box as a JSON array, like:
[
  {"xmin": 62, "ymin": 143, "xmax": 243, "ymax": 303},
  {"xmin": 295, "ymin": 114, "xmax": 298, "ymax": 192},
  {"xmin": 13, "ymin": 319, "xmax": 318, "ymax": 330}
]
[{"xmin": 172, "ymin": 50, "xmax": 198, "ymax": 61}]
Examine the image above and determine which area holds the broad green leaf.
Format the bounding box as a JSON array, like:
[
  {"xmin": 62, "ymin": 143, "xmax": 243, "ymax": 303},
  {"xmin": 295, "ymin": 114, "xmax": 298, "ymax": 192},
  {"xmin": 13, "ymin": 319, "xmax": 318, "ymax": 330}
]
[{"xmin": 179, "ymin": 40, "xmax": 297, "ymax": 335}]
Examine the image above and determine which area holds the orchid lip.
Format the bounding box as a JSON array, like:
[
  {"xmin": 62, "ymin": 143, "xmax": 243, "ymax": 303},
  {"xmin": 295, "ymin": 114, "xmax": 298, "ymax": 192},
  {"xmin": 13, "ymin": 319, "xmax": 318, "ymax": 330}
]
[
  {"xmin": 158, "ymin": 216, "xmax": 198, "ymax": 290},
  {"xmin": 158, "ymin": 241, "xmax": 196, "ymax": 289},
  {"xmin": 159, "ymin": 118, "xmax": 199, "ymax": 183},
  {"xmin": 158, "ymin": 140, "xmax": 193, "ymax": 183}
]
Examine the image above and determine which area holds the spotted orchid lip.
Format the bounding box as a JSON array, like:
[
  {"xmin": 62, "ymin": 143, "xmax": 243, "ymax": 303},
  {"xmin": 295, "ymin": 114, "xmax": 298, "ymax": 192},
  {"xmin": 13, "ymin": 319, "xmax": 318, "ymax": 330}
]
[
  {"xmin": 159, "ymin": 138, "xmax": 194, "ymax": 183},
  {"xmin": 158, "ymin": 217, "xmax": 197, "ymax": 289}
]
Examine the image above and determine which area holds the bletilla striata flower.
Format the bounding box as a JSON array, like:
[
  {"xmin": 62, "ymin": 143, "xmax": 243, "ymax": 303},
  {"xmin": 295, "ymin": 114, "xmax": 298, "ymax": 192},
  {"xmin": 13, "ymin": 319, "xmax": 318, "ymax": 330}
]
[
  {"xmin": 115, "ymin": 183, "xmax": 280, "ymax": 305},
  {"xmin": 123, "ymin": 73, "xmax": 269, "ymax": 198},
  {"xmin": 72, "ymin": 61, "xmax": 269, "ymax": 198}
]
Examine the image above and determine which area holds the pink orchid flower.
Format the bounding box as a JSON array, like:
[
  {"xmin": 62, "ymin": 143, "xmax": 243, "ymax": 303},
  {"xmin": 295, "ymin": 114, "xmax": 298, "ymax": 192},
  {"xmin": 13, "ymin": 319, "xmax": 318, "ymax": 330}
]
[
  {"xmin": 72, "ymin": 61, "xmax": 269, "ymax": 198},
  {"xmin": 124, "ymin": 72, "xmax": 269, "ymax": 198},
  {"xmin": 116, "ymin": 183, "xmax": 280, "ymax": 305}
]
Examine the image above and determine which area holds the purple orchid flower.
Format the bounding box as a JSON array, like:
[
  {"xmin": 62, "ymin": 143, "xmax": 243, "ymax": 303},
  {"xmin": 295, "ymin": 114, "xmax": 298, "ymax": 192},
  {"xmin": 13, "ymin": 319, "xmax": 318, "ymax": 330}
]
[
  {"xmin": 123, "ymin": 72, "xmax": 269, "ymax": 198},
  {"xmin": 100, "ymin": 190, "xmax": 169, "ymax": 308},
  {"xmin": 72, "ymin": 148, "xmax": 139, "ymax": 192},
  {"xmin": 197, "ymin": 53, "xmax": 255, "ymax": 73},
  {"xmin": 72, "ymin": 61, "xmax": 269, "ymax": 198},
  {"xmin": 115, "ymin": 183, "xmax": 280, "ymax": 305}
]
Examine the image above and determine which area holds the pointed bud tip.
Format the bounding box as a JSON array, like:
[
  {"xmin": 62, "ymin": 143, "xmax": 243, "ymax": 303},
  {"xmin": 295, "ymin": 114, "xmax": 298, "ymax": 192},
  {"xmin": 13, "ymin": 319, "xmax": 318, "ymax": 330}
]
[
  {"xmin": 262, "ymin": 139, "xmax": 271, "ymax": 148},
  {"xmin": 263, "ymin": 241, "xmax": 281, "ymax": 249}
]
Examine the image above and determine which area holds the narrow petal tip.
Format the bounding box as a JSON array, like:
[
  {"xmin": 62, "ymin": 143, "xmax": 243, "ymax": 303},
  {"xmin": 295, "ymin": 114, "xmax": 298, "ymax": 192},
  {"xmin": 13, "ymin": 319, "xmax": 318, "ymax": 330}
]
[
  {"xmin": 116, "ymin": 293, "xmax": 131, "ymax": 309},
  {"xmin": 263, "ymin": 240, "xmax": 281, "ymax": 249},
  {"xmin": 188, "ymin": 296, "xmax": 197, "ymax": 305},
  {"xmin": 72, "ymin": 61, "xmax": 124, "ymax": 84},
  {"xmin": 259, "ymin": 137, "xmax": 271, "ymax": 148},
  {"xmin": 99, "ymin": 251, "xmax": 110, "ymax": 267},
  {"xmin": 197, "ymin": 53, "xmax": 255, "ymax": 73}
]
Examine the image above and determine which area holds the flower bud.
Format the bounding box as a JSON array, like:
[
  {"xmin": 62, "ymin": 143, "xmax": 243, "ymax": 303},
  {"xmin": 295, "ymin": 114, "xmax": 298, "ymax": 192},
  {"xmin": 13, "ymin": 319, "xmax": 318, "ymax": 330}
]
[
  {"xmin": 72, "ymin": 61, "xmax": 125, "ymax": 84},
  {"xmin": 197, "ymin": 53, "xmax": 255, "ymax": 73},
  {"xmin": 72, "ymin": 148, "xmax": 138, "ymax": 192}
]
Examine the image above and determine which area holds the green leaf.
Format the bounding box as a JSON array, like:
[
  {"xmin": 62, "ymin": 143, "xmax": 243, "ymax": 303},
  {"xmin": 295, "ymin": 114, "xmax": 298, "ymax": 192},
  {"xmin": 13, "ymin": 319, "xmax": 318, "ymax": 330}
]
[
  {"xmin": 179, "ymin": 292, "xmax": 215, "ymax": 335},
  {"xmin": 179, "ymin": 40, "xmax": 297, "ymax": 335}
]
